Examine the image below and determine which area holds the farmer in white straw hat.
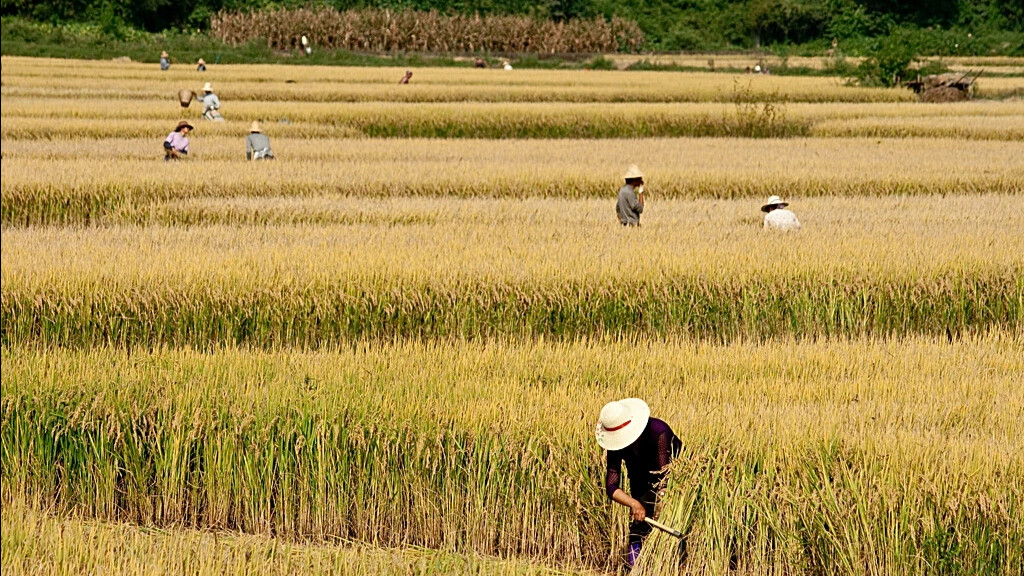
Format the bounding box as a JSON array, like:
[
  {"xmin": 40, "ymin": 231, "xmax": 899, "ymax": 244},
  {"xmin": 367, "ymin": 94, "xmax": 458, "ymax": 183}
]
[
  {"xmin": 596, "ymin": 398, "xmax": 681, "ymax": 568},
  {"xmin": 200, "ymin": 83, "xmax": 224, "ymax": 121},
  {"xmin": 616, "ymin": 165, "xmax": 645, "ymax": 226},
  {"xmin": 761, "ymin": 195, "xmax": 801, "ymax": 231},
  {"xmin": 160, "ymin": 50, "xmax": 170, "ymax": 71},
  {"xmin": 246, "ymin": 121, "xmax": 275, "ymax": 161}
]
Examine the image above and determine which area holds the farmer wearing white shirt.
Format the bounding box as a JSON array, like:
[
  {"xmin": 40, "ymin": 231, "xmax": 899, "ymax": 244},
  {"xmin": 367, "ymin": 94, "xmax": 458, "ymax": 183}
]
[{"xmin": 762, "ymin": 195, "xmax": 801, "ymax": 231}]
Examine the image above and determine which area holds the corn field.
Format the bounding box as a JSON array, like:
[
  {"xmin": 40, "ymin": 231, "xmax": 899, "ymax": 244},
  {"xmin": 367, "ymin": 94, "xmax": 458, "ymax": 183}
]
[
  {"xmin": 1, "ymin": 57, "xmax": 1022, "ymax": 574},
  {"xmin": 211, "ymin": 8, "xmax": 644, "ymax": 55}
]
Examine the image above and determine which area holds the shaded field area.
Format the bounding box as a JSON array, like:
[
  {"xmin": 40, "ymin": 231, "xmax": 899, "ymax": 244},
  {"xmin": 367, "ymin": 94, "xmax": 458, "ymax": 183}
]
[{"xmin": 3, "ymin": 337, "xmax": 1021, "ymax": 572}]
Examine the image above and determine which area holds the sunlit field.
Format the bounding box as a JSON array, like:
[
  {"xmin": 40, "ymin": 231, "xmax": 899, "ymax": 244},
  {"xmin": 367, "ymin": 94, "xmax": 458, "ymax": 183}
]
[{"xmin": 1, "ymin": 56, "xmax": 1021, "ymax": 575}]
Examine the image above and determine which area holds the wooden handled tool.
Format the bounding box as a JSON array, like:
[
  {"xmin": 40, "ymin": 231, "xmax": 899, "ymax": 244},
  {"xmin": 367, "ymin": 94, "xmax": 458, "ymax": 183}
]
[{"xmin": 644, "ymin": 517, "xmax": 683, "ymax": 538}]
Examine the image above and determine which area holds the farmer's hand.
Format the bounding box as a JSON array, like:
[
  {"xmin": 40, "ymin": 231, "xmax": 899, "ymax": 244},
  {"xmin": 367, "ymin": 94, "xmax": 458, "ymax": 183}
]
[{"xmin": 629, "ymin": 499, "xmax": 646, "ymax": 522}]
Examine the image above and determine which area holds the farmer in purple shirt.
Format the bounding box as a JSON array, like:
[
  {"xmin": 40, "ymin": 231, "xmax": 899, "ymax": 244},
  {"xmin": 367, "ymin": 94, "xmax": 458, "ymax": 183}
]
[
  {"xmin": 596, "ymin": 398, "xmax": 681, "ymax": 568},
  {"xmin": 164, "ymin": 120, "xmax": 192, "ymax": 161}
]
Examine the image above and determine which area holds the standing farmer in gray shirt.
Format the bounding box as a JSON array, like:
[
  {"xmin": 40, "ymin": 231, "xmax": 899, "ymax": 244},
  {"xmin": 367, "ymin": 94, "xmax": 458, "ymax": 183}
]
[
  {"xmin": 246, "ymin": 122, "xmax": 275, "ymax": 160},
  {"xmin": 616, "ymin": 164, "xmax": 645, "ymax": 226}
]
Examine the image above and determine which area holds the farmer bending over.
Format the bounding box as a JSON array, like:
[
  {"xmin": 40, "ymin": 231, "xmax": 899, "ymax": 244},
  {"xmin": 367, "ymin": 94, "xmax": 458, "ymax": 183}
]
[
  {"xmin": 761, "ymin": 195, "xmax": 801, "ymax": 231},
  {"xmin": 596, "ymin": 398, "xmax": 681, "ymax": 569},
  {"xmin": 246, "ymin": 122, "xmax": 275, "ymax": 161},
  {"xmin": 163, "ymin": 120, "xmax": 192, "ymax": 161},
  {"xmin": 616, "ymin": 165, "xmax": 645, "ymax": 226}
]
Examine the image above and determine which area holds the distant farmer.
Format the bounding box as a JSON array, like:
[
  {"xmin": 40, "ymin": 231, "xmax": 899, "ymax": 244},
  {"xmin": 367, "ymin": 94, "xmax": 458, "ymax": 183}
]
[
  {"xmin": 503, "ymin": 60, "xmax": 513, "ymax": 71},
  {"xmin": 163, "ymin": 120, "xmax": 193, "ymax": 161},
  {"xmin": 200, "ymin": 83, "xmax": 224, "ymax": 121},
  {"xmin": 762, "ymin": 195, "xmax": 801, "ymax": 231},
  {"xmin": 196, "ymin": 58, "xmax": 207, "ymax": 72},
  {"xmin": 160, "ymin": 51, "xmax": 170, "ymax": 71},
  {"xmin": 474, "ymin": 58, "xmax": 487, "ymax": 68},
  {"xmin": 596, "ymin": 398, "xmax": 681, "ymax": 569},
  {"xmin": 246, "ymin": 121, "xmax": 275, "ymax": 161},
  {"xmin": 399, "ymin": 70, "xmax": 413, "ymax": 84},
  {"xmin": 616, "ymin": 165, "xmax": 645, "ymax": 226}
]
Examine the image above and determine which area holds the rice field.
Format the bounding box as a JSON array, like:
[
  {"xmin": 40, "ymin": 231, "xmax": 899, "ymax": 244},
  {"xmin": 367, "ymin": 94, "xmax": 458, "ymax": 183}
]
[
  {"xmin": 4, "ymin": 138, "xmax": 1022, "ymax": 225},
  {"xmin": 3, "ymin": 337, "xmax": 1021, "ymax": 573},
  {"xmin": 1, "ymin": 56, "xmax": 1022, "ymax": 575}
]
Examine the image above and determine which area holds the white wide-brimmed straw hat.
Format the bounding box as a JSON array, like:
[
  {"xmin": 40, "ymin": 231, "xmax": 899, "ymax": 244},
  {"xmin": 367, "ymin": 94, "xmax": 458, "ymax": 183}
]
[
  {"xmin": 595, "ymin": 398, "xmax": 650, "ymax": 451},
  {"xmin": 622, "ymin": 164, "xmax": 645, "ymax": 180},
  {"xmin": 249, "ymin": 121, "xmax": 262, "ymax": 133},
  {"xmin": 202, "ymin": 82, "xmax": 214, "ymax": 92},
  {"xmin": 161, "ymin": 51, "xmax": 169, "ymax": 58},
  {"xmin": 197, "ymin": 58, "xmax": 206, "ymax": 65},
  {"xmin": 761, "ymin": 195, "xmax": 789, "ymax": 212}
]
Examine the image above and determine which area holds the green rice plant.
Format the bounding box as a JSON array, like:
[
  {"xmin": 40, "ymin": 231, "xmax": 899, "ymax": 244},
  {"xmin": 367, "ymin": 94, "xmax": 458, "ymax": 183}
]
[{"xmin": 2, "ymin": 267, "xmax": 1019, "ymax": 347}]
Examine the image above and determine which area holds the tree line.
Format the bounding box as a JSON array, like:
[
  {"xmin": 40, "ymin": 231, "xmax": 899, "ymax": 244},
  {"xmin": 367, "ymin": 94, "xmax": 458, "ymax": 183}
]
[{"xmin": 2, "ymin": 0, "xmax": 1022, "ymax": 52}]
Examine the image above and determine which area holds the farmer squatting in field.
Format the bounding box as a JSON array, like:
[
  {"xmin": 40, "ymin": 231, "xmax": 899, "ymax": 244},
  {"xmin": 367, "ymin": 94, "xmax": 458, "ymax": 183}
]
[
  {"xmin": 596, "ymin": 398, "xmax": 681, "ymax": 568},
  {"xmin": 762, "ymin": 195, "xmax": 802, "ymax": 231},
  {"xmin": 163, "ymin": 120, "xmax": 192, "ymax": 160},
  {"xmin": 246, "ymin": 122, "xmax": 275, "ymax": 161},
  {"xmin": 616, "ymin": 165, "xmax": 645, "ymax": 226}
]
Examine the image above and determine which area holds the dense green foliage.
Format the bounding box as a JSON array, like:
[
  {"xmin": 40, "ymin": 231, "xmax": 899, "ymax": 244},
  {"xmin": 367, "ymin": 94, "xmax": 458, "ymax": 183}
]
[{"xmin": 2, "ymin": 0, "xmax": 1022, "ymax": 52}]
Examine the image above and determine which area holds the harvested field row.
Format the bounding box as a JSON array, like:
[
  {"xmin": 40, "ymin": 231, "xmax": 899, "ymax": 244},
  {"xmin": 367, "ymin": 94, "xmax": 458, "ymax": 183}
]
[
  {"xmin": 1, "ymin": 500, "xmax": 591, "ymax": 576},
  {"xmin": 0, "ymin": 57, "xmax": 914, "ymax": 101},
  {"xmin": 4, "ymin": 99, "xmax": 1023, "ymax": 141},
  {"xmin": 3, "ymin": 196, "xmax": 1020, "ymax": 344},
  {"xmin": 3, "ymin": 138, "xmax": 1022, "ymax": 225},
  {"xmin": 8, "ymin": 98, "xmax": 1024, "ymax": 122},
  {"xmin": 1, "ymin": 82, "xmax": 923, "ymax": 104},
  {"xmin": 4, "ymin": 58, "xmax": 1020, "ymax": 102},
  {"xmin": 2, "ymin": 336, "xmax": 1020, "ymax": 571}
]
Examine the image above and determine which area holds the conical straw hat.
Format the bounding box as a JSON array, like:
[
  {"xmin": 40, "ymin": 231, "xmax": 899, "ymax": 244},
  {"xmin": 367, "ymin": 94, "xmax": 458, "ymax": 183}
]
[{"xmin": 622, "ymin": 164, "xmax": 644, "ymax": 180}]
